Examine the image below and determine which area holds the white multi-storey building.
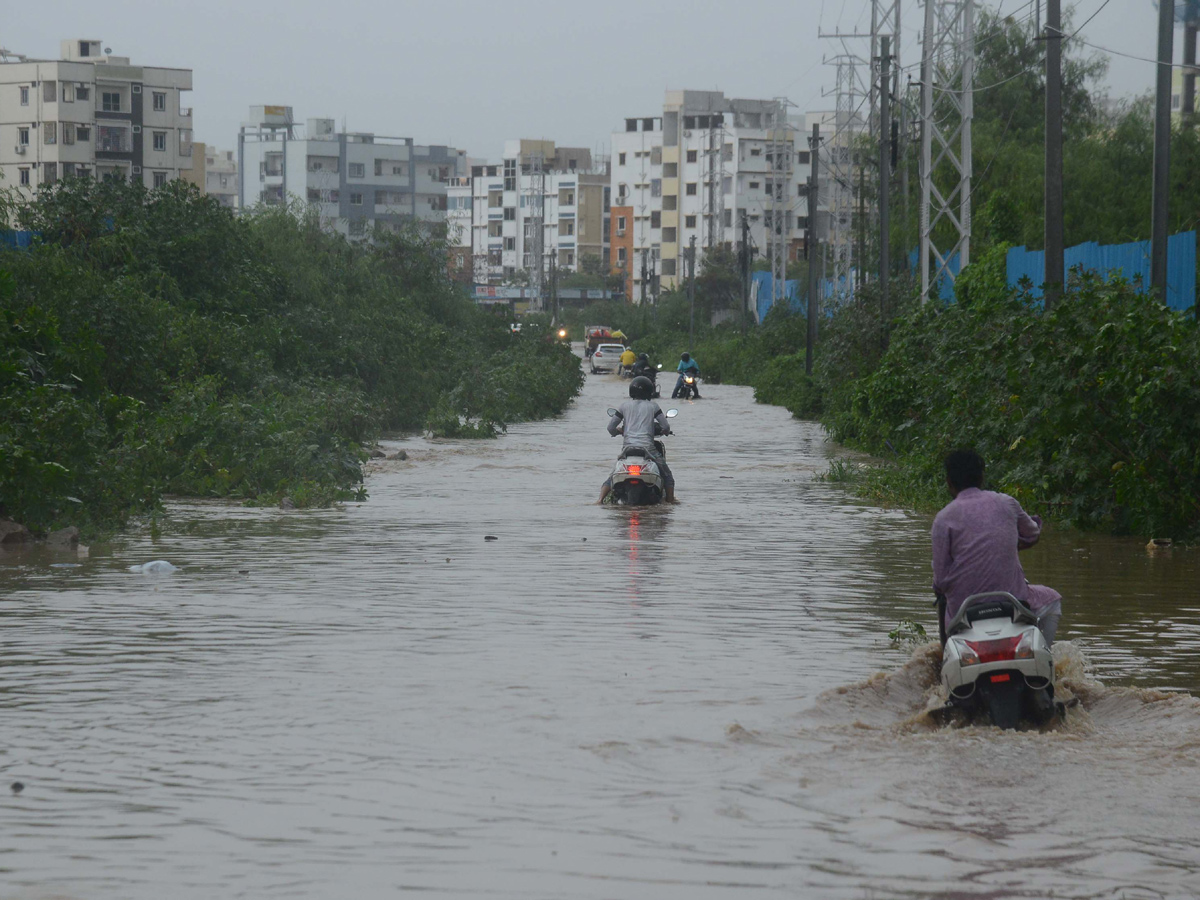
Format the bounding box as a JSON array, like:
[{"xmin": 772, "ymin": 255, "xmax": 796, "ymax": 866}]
[
  {"xmin": 238, "ymin": 106, "xmax": 468, "ymax": 238},
  {"xmin": 0, "ymin": 38, "xmax": 193, "ymax": 199},
  {"xmin": 610, "ymin": 90, "xmax": 813, "ymax": 297},
  {"xmin": 203, "ymin": 146, "xmax": 237, "ymax": 210},
  {"xmin": 447, "ymin": 139, "xmax": 610, "ymax": 285}
]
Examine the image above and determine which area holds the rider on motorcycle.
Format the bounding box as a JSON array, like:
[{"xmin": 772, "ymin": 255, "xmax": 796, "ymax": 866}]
[
  {"xmin": 630, "ymin": 353, "xmax": 656, "ymax": 380},
  {"xmin": 619, "ymin": 346, "xmax": 637, "ymax": 376},
  {"xmin": 598, "ymin": 375, "xmax": 676, "ymax": 504},
  {"xmin": 672, "ymin": 353, "xmax": 701, "ymax": 399},
  {"xmin": 932, "ymin": 449, "xmax": 1062, "ymax": 644}
]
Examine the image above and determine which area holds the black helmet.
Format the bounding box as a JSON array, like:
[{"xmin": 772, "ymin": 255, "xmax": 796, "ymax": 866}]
[
  {"xmin": 638, "ymin": 353, "xmax": 649, "ymax": 362},
  {"xmin": 629, "ymin": 376, "xmax": 654, "ymax": 400},
  {"xmin": 681, "ymin": 352, "xmax": 691, "ymax": 362}
]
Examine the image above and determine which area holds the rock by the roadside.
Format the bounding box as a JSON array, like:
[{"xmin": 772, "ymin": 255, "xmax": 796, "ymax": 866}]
[
  {"xmin": 0, "ymin": 519, "xmax": 32, "ymax": 546},
  {"xmin": 280, "ymin": 497, "xmax": 297, "ymax": 510},
  {"xmin": 370, "ymin": 448, "xmax": 387, "ymax": 459},
  {"xmin": 46, "ymin": 526, "xmax": 80, "ymax": 548},
  {"xmin": 387, "ymin": 450, "xmax": 408, "ymax": 461}
]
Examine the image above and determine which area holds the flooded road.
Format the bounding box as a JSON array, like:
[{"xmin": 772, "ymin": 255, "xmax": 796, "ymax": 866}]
[{"xmin": 2, "ymin": 365, "xmax": 1199, "ymax": 899}]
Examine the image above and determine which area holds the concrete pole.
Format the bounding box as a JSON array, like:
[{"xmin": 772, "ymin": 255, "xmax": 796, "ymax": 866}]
[
  {"xmin": 1151, "ymin": 0, "xmax": 1175, "ymax": 296},
  {"xmin": 1185, "ymin": 24, "xmax": 1198, "ymax": 121},
  {"xmin": 807, "ymin": 123, "xmax": 820, "ymax": 376},
  {"xmin": 687, "ymin": 235, "xmax": 697, "ymax": 352},
  {"xmin": 879, "ymin": 36, "xmax": 891, "ymax": 334},
  {"xmin": 1044, "ymin": 0, "xmax": 1064, "ymax": 309}
]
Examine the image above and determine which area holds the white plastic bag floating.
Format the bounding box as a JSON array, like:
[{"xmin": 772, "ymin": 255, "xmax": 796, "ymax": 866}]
[{"xmin": 128, "ymin": 560, "xmax": 180, "ymax": 574}]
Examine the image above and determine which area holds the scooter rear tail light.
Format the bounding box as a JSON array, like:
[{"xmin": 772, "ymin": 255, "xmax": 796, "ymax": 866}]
[
  {"xmin": 964, "ymin": 635, "xmax": 1023, "ymax": 664},
  {"xmin": 626, "ymin": 465, "xmax": 642, "ymax": 476}
]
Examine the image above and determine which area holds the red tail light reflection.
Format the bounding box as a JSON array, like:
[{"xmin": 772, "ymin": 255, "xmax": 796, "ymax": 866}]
[{"xmin": 965, "ymin": 636, "xmax": 1022, "ymax": 664}]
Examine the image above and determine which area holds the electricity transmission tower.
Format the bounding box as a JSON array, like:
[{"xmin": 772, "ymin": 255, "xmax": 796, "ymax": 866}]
[
  {"xmin": 525, "ymin": 152, "xmax": 546, "ymax": 310},
  {"xmin": 918, "ymin": 0, "xmax": 975, "ymax": 301},
  {"xmin": 704, "ymin": 117, "xmax": 728, "ymax": 250}
]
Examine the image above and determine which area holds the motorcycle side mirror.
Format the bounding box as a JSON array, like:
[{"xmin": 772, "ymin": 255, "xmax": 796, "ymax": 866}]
[
  {"xmin": 606, "ymin": 408, "xmax": 617, "ymax": 416},
  {"xmin": 665, "ymin": 408, "xmax": 679, "ymax": 418}
]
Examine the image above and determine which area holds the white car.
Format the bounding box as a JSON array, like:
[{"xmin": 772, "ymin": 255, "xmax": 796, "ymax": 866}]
[{"xmin": 590, "ymin": 343, "xmax": 627, "ymax": 374}]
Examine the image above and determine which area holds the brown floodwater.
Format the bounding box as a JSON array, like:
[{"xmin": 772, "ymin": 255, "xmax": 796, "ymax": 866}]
[{"xmin": 1, "ymin": 365, "xmax": 1198, "ymax": 899}]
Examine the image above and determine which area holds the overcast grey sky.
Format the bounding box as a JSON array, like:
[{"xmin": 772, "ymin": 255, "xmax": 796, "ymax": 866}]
[{"xmin": 10, "ymin": 1, "xmax": 1169, "ymax": 160}]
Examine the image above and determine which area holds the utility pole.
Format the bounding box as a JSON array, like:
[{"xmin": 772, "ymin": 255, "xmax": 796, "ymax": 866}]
[
  {"xmin": 857, "ymin": 167, "xmax": 867, "ymax": 289},
  {"xmin": 1044, "ymin": 0, "xmax": 1064, "ymax": 309},
  {"xmin": 549, "ymin": 251, "xmax": 559, "ymax": 323},
  {"xmin": 807, "ymin": 123, "xmax": 820, "ymax": 376},
  {"xmin": 640, "ymin": 248, "xmax": 648, "ymax": 305},
  {"xmin": 687, "ymin": 236, "xmax": 697, "ymax": 352},
  {"xmin": 1186, "ymin": 22, "xmax": 1198, "ymax": 121},
  {"xmin": 879, "ymin": 36, "xmax": 891, "ymax": 336},
  {"xmin": 739, "ymin": 211, "xmax": 751, "ymax": 335},
  {"xmin": 1151, "ymin": 0, "xmax": 1174, "ymax": 296}
]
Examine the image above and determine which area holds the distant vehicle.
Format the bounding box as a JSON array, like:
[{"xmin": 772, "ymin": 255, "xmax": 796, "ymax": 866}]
[
  {"xmin": 584, "ymin": 325, "xmax": 614, "ymax": 357},
  {"xmin": 589, "ymin": 344, "xmax": 627, "ymax": 374},
  {"xmin": 510, "ymin": 322, "xmax": 522, "ymax": 334},
  {"xmin": 556, "ymin": 326, "xmax": 570, "ymax": 342}
]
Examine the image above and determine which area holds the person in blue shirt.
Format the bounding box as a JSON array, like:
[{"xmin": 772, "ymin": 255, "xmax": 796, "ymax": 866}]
[{"xmin": 672, "ymin": 353, "xmax": 701, "ymax": 399}]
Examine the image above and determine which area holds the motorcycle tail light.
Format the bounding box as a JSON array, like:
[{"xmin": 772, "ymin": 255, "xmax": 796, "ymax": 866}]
[
  {"xmin": 1015, "ymin": 630, "xmax": 1036, "ymax": 659},
  {"xmin": 626, "ymin": 465, "xmax": 642, "ymax": 476},
  {"xmin": 963, "ymin": 635, "xmax": 1023, "ymax": 665},
  {"xmin": 951, "ymin": 638, "xmax": 981, "ymax": 667}
]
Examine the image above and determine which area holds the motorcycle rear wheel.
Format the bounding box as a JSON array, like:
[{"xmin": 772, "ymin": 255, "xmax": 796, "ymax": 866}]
[{"xmin": 983, "ymin": 682, "xmax": 1021, "ymax": 730}]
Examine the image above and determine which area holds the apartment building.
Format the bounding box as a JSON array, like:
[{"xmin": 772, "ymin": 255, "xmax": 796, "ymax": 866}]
[
  {"xmin": 200, "ymin": 145, "xmax": 238, "ymax": 209},
  {"xmin": 0, "ymin": 39, "xmax": 194, "ymax": 199},
  {"xmin": 447, "ymin": 139, "xmax": 610, "ymax": 285},
  {"xmin": 610, "ymin": 90, "xmax": 813, "ymax": 296},
  {"xmin": 238, "ymin": 106, "xmax": 468, "ymax": 238}
]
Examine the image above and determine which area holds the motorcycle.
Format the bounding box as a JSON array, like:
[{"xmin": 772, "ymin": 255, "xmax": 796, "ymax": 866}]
[
  {"xmin": 674, "ymin": 372, "xmax": 700, "ymax": 400},
  {"xmin": 603, "ymin": 407, "xmax": 678, "ymax": 506},
  {"xmin": 938, "ymin": 591, "xmax": 1063, "ymax": 729}
]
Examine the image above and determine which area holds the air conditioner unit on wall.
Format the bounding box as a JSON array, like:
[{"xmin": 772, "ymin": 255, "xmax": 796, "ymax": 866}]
[
  {"xmin": 132, "ymin": 165, "xmax": 142, "ymax": 174},
  {"xmin": 14, "ymin": 145, "xmax": 26, "ymax": 154},
  {"xmin": 683, "ymin": 130, "xmax": 693, "ymax": 138}
]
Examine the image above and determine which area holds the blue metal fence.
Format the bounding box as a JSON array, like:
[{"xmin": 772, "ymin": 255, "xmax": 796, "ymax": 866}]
[{"xmin": 1006, "ymin": 232, "xmax": 1196, "ymax": 311}]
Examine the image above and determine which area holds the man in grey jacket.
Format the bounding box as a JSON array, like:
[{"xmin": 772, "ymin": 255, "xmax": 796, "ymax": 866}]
[{"xmin": 598, "ymin": 376, "xmax": 676, "ymax": 504}]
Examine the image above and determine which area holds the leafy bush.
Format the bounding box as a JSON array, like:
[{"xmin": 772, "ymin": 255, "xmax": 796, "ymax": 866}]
[{"xmin": 1, "ymin": 179, "xmax": 583, "ymax": 535}]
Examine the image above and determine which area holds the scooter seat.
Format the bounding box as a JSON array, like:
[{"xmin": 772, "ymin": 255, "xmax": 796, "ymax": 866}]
[{"xmin": 619, "ymin": 447, "xmax": 650, "ymax": 459}]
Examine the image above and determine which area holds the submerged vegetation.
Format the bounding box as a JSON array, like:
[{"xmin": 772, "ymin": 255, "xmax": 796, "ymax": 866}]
[{"xmin": 1, "ymin": 179, "xmax": 582, "ymax": 536}]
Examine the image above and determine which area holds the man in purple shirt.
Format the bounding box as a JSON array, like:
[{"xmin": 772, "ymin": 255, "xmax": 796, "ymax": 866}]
[{"xmin": 932, "ymin": 449, "xmax": 1062, "ymax": 644}]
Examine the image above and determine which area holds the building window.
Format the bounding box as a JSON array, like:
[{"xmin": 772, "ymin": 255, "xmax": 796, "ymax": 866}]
[
  {"xmin": 559, "ymin": 221, "xmax": 574, "ymax": 236},
  {"xmin": 661, "ymin": 258, "xmax": 677, "ymax": 276},
  {"xmin": 19, "ymin": 86, "xmax": 29, "ymax": 106},
  {"xmin": 663, "ymin": 162, "xmax": 678, "ymax": 177},
  {"xmin": 75, "ymin": 125, "xmax": 90, "ymax": 141},
  {"xmin": 153, "ymin": 131, "xmax": 166, "ymax": 152},
  {"xmin": 663, "ymin": 196, "xmax": 677, "ymax": 211},
  {"xmin": 618, "ymin": 152, "xmax": 626, "ymax": 165},
  {"xmin": 62, "ymin": 83, "xmax": 74, "ymax": 103},
  {"xmin": 650, "ymin": 179, "xmax": 662, "ymax": 198},
  {"xmin": 348, "ymin": 162, "xmax": 365, "ymax": 178},
  {"xmin": 153, "ymin": 91, "xmax": 166, "ymax": 112},
  {"xmin": 616, "ymin": 215, "xmax": 626, "ymax": 235},
  {"xmin": 43, "ymin": 81, "xmax": 57, "ymax": 103},
  {"xmin": 749, "ymin": 181, "xmax": 760, "ymax": 189},
  {"xmin": 350, "ymin": 192, "xmax": 363, "ymax": 205},
  {"xmin": 392, "ymin": 164, "xmax": 406, "ymax": 175},
  {"xmin": 686, "ymin": 149, "xmax": 698, "ymax": 163},
  {"xmin": 349, "ymin": 220, "xmax": 366, "ymax": 236},
  {"xmin": 559, "ymin": 190, "xmax": 574, "ymax": 205},
  {"xmin": 102, "ymin": 91, "xmax": 121, "ymax": 112},
  {"xmin": 651, "ymin": 211, "xmax": 661, "ymax": 229},
  {"xmin": 685, "ymin": 215, "xmax": 697, "ymax": 229},
  {"xmin": 504, "ymin": 237, "xmax": 515, "ymax": 250},
  {"xmin": 662, "ymin": 227, "xmax": 677, "ymax": 243},
  {"xmin": 153, "ymin": 171, "xmax": 167, "ymax": 188},
  {"xmin": 504, "ymin": 207, "xmax": 516, "ymax": 221},
  {"xmin": 42, "ymin": 162, "xmax": 57, "ymax": 185},
  {"xmin": 750, "ymin": 147, "xmax": 762, "ymax": 157},
  {"xmin": 76, "ymin": 85, "xmax": 90, "ymax": 101},
  {"xmin": 18, "ymin": 168, "xmax": 30, "ymax": 186},
  {"xmin": 685, "ymin": 182, "xmax": 697, "ymax": 196},
  {"xmin": 617, "ymin": 247, "xmax": 627, "ymax": 264},
  {"xmin": 307, "ymin": 188, "xmax": 320, "ymax": 202},
  {"xmin": 18, "ymin": 127, "xmax": 29, "ymax": 146},
  {"xmin": 63, "ymin": 123, "xmax": 75, "ymax": 145},
  {"xmin": 43, "ymin": 122, "xmax": 57, "ymax": 145}
]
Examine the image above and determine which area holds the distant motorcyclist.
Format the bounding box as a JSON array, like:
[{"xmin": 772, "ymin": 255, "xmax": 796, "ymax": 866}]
[
  {"xmin": 672, "ymin": 352, "xmax": 701, "ymax": 399},
  {"xmin": 598, "ymin": 375, "xmax": 677, "ymax": 504},
  {"xmin": 619, "ymin": 346, "xmax": 637, "ymax": 376},
  {"xmin": 630, "ymin": 353, "xmax": 656, "ymax": 380},
  {"xmin": 932, "ymin": 449, "xmax": 1062, "ymax": 645}
]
